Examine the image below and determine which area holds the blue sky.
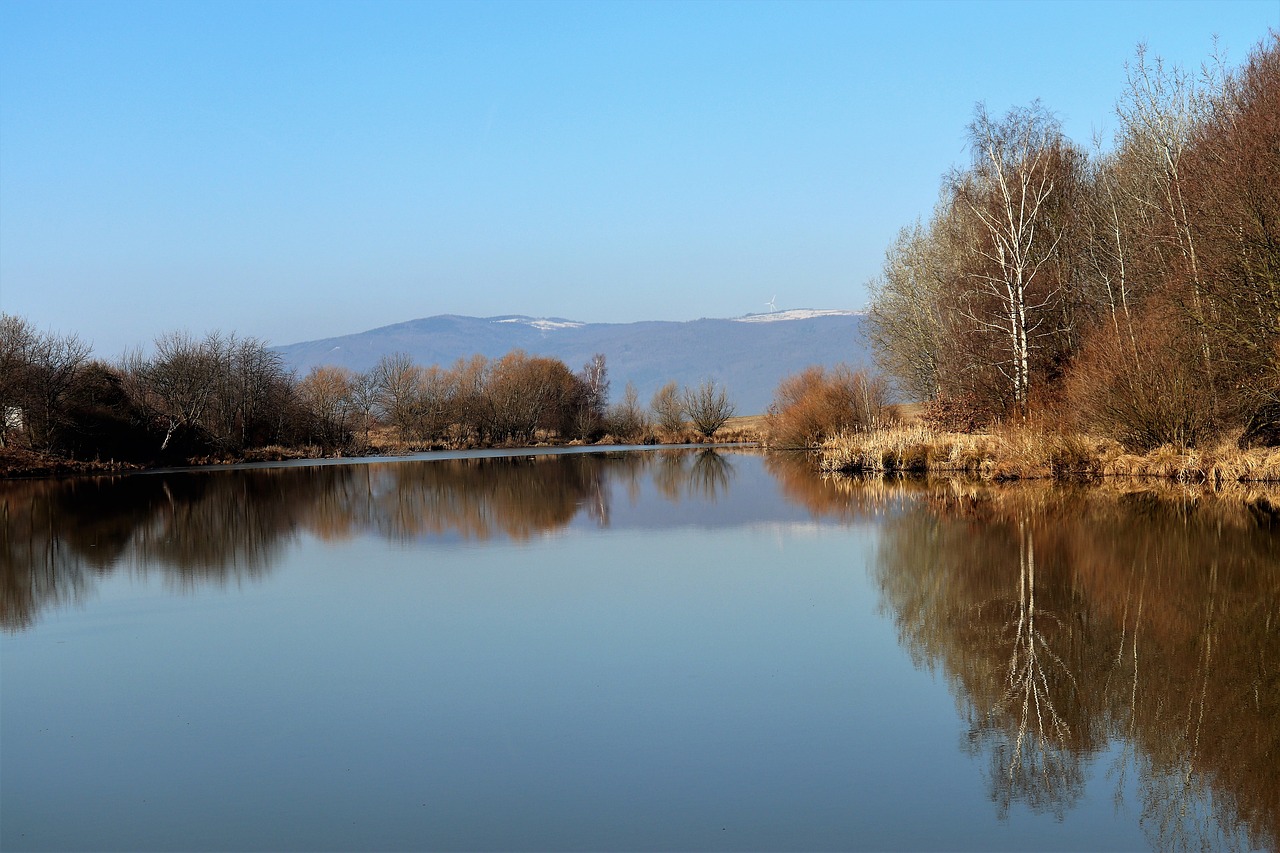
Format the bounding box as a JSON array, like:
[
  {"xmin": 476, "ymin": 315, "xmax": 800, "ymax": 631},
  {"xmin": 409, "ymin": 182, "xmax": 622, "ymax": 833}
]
[{"xmin": 1, "ymin": 0, "xmax": 1276, "ymax": 356}]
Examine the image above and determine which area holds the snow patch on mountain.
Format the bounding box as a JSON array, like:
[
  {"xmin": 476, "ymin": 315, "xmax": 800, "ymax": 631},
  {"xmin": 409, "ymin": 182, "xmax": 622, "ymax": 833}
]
[
  {"xmin": 494, "ymin": 317, "xmax": 585, "ymax": 331},
  {"xmin": 733, "ymin": 309, "xmax": 862, "ymax": 323}
]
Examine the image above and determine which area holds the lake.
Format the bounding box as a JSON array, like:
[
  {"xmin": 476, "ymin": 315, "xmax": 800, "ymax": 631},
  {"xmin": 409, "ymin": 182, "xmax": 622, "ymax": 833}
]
[{"xmin": 2, "ymin": 448, "xmax": 1276, "ymax": 851}]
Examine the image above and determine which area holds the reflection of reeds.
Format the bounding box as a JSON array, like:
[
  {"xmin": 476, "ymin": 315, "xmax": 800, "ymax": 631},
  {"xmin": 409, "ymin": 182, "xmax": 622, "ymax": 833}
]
[
  {"xmin": 820, "ymin": 426, "xmax": 1280, "ymax": 484},
  {"xmin": 764, "ymin": 452, "xmax": 923, "ymax": 521}
]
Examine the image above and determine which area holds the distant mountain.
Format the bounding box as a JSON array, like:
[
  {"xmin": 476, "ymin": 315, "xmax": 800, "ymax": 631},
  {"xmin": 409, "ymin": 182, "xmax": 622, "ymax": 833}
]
[{"xmin": 275, "ymin": 310, "xmax": 871, "ymax": 415}]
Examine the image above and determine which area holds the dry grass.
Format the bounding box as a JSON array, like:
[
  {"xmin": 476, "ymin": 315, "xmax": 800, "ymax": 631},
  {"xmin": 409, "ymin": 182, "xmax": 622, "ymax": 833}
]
[
  {"xmin": 717, "ymin": 415, "xmax": 766, "ymax": 443},
  {"xmin": 818, "ymin": 425, "xmax": 1280, "ymax": 484}
]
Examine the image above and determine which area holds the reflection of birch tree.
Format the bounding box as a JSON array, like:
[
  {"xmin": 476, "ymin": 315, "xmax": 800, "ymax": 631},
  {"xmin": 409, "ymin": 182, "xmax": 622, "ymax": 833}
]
[{"xmin": 965, "ymin": 519, "xmax": 1083, "ymax": 819}]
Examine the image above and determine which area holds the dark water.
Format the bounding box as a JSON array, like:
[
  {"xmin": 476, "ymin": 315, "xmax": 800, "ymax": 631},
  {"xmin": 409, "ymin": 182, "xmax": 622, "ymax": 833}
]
[{"xmin": 2, "ymin": 449, "xmax": 1277, "ymax": 851}]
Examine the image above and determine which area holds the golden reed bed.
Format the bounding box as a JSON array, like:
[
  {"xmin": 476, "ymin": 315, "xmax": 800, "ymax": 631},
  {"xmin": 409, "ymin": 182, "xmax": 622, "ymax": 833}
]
[{"xmin": 817, "ymin": 425, "xmax": 1280, "ymax": 484}]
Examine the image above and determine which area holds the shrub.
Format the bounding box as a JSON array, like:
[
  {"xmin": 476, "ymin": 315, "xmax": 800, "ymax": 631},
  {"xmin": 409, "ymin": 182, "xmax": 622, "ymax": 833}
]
[
  {"xmin": 604, "ymin": 382, "xmax": 651, "ymax": 442},
  {"xmin": 765, "ymin": 365, "xmax": 896, "ymax": 448},
  {"xmin": 682, "ymin": 380, "xmax": 736, "ymax": 438},
  {"xmin": 920, "ymin": 392, "xmax": 991, "ymax": 432},
  {"xmin": 1065, "ymin": 310, "xmax": 1218, "ymax": 451}
]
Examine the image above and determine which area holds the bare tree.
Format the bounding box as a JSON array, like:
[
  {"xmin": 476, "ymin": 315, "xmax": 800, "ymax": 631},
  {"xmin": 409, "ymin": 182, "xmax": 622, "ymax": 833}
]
[
  {"xmin": 484, "ymin": 350, "xmax": 584, "ymax": 442},
  {"xmin": 650, "ymin": 381, "xmax": 685, "ymax": 433},
  {"xmin": 449, "ymin": 354, "xmax": 491, "ymax": 443},
  {"xmin": 206, "ymin": 333, "xmax": 291, "ymax": 450},
  {"xmin": 682, "ymin": 380, "xmax": 736, "ymax": 438},
  {"xmin": 576, "ymin": 353, "xmax": 609, "ymax": 438},
  {"xmin": 1115, "ymin": 45, "xmax": 1214, "ymax": 341},
  {"xmin": 35, "ymin": 333, "xmax": 93, "ymax": 450},
  {"xmin": 0, "ymin": 313, "xmax": 38, "ymax": 447},
  {"xmin": 865, "ymin": 221, "xmax": 950, "ymax": 402},
  {"xmin": 121, "ymin": 330, "xmax": 298, "ymax": 454},
  {"xmin": 416, "ymin": 365, "xmax": 456, "ymax": 444},
  {"xmin": 348, "ymin": 369, "xmax": 381, "ymax": 448},
  {"xmin": 125, "ymin": 331, "xmax": 218, "ymax": 452},
  {"xmin": 371, "ymin": 352, "xmax": 423, "ymax": 442},
  {"xmin": 605, "ymin": 382, "xmax": 650, "ymax": 441},
  {"xmin": 297, "ymin": 365, "xmax": 356, "ymax": 448}
]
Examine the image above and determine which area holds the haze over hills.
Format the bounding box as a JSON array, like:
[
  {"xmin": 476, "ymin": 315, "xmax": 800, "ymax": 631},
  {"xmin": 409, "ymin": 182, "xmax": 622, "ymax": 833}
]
[{"xmin": 276, "ymin": 310, "xmax": 871, "ymax": 415}]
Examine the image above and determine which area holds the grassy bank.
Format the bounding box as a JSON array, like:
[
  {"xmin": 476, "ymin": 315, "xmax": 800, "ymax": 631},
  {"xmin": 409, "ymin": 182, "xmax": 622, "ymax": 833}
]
[{"xmin": 817, "ymin": 425, "xmax": 1280, "ymax": 484}]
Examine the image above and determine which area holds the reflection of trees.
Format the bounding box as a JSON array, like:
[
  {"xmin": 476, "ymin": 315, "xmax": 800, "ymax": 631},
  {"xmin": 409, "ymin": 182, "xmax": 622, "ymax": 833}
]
[
  {"xmin": 688, "ymin": 450, "xmax": 734, "ymax": 501},
  {"xmin": 653, "ymin": 451, "xmax": 691, "ymax": 502},
  {"xmin": 871, "ymin": 480, "xmax": 1280, "ymax": 850},
  {"xmin": 1, "ymin": 450, "xmax": 733, "ymax": 630},
  {"xmin": 2, "ymin": 479, "xmax": 98, "ymax": 632},
  {"xmin": 366, "ymin": 455, "xmax": 610, "ymax": 542},
  {"xmin": 963, "ymin": 519, "xmax": 1083, "ymax": 820},
  {"xmin": 2, "ymin": 471, "xmax": 320, "ymax": 629},
  {"xmin": 651, "ymin": 449, "xmax": 736, "ymax": 503}
]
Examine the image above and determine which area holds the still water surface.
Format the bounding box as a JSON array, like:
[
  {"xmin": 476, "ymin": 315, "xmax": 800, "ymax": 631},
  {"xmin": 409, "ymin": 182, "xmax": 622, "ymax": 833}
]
[{"xmin": 2, "ymin": 448, "xmax": 1276, "ymax": 851}]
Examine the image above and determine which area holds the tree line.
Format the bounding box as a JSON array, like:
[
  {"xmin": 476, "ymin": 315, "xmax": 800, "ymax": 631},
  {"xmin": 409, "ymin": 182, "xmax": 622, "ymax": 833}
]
[
  {"xmin": 866, "ymin": 35, "xmax": 1279, "ymax": 450},
  {"xmin": 0, "ymin": 312, "xmax": 739, "ymax": 465}
]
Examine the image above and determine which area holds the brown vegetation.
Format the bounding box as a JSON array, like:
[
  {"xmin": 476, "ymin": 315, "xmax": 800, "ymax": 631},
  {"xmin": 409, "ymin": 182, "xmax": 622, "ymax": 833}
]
[
  {"xmin": 818, "ymin": 424, "xmax": 1280, "ymax": 484},
  {"xmin": 763, "ymin": 365, "xmax": 895, "ymax": 448},
  {"xmin": 865, "ymin": 35, "xmax": 1280, "ymax": 450},
  {"xmin": 649, "ymin": 381, "xmax": 686, "ymax": 433}
]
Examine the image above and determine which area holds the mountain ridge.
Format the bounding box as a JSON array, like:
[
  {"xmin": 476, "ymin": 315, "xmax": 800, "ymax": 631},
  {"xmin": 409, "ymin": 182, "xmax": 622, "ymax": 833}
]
[{"xmin": 275, "ymin": 311, "xmax": 871, "ymax": 415}]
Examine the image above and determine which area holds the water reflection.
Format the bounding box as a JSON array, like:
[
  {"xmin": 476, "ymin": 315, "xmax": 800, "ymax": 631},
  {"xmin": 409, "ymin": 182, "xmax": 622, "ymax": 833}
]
[
  {"xmin": 4, "ymin": 452, "xmax": 1277, "ymax": 850},
  {"xmin": 873, "ymin": 480, "xmax": 1279, "ymax": 851},
  {"xmin": 1, "ymin": 450, "xmax": 739, "ymax": 631},
  {"xmin": 765, "ymin": 452, "xmax": 924, "ymax": 521},
  {"xmin": 654, "ymin": 448, "xmax": 736, "ymax": 502}
]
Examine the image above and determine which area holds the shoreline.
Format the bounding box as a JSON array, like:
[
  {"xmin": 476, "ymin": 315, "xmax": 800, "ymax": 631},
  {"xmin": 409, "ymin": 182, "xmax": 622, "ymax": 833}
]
[
  {"xmin": 0, "ymin": 416, "xmax": 770, "ymax": 481},
  {"xmin": 0, "ymin": 432, "xmax": 763, "ymax": 482},
  {"xmin": 9, "ymin": 421, "xmax": 1279, "ymax": 488},
  {"xmin": 813, "ymin": 425, "xmax": 1280, "ymax": 485}
]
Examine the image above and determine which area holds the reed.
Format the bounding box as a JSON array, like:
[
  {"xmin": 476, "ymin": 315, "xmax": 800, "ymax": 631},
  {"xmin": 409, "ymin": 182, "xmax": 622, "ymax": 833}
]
[{"xmin": 818, "ymin": 425, "xmax": 1280, "ymax": 483}]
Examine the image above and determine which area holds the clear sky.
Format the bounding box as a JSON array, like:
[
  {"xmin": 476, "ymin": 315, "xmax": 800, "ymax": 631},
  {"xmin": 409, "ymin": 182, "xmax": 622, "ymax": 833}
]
[{"xmin": 1, "ymin": 0, "xmax": 1276, "ymax": 356}]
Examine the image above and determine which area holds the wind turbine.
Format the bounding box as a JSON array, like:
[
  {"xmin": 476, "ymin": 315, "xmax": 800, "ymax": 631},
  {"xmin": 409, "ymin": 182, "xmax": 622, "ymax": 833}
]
[{"xmin": 766, "ymin": 295, "xmax": 778, "ymax": 313}]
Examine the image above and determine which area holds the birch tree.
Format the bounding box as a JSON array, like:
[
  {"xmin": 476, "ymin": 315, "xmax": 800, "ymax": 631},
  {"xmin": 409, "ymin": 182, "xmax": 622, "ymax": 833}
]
[
  {"xmin": 950, "ymin": 102, "xmax": 1072, "ymax": 416},
  {"xmin": 126, "ymin": 331, "xmax": 218, "ymax": 452},
  {"xmin": 0, "ymin": 313, "xmax": 38, "ymax": 447},
  {"xmin": 1115, "ymin": 46, "xmax": 1214, "ymax": 321}
]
